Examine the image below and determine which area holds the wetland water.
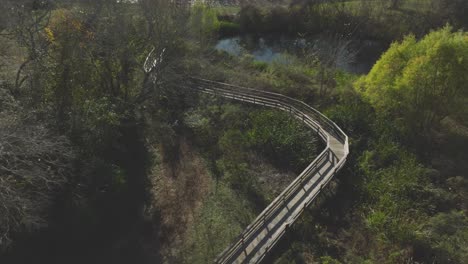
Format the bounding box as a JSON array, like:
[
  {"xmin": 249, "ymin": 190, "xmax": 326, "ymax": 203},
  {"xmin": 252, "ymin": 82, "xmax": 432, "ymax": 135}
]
[{"xmin": 215, "ymin": 36, "xmax": 386, "ymax": 74}]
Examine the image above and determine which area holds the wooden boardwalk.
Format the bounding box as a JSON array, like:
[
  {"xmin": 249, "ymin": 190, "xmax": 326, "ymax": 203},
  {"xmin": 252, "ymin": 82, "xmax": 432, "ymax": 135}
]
[{"xmin": 187, "ymin": 78, "xmax": 349, "ymax": 264}]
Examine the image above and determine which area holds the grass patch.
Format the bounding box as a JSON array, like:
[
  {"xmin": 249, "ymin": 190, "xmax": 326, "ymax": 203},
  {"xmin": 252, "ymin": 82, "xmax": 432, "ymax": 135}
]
[{"xmin": 181, "ymin": 182, "xmax": 257, "ymax": 263}]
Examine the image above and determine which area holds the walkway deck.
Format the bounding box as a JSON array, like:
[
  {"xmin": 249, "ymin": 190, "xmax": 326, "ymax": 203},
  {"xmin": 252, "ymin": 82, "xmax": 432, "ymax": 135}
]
[{"xmin": 187, "ymin": 78, "xmax": 349, "ymax": 264}]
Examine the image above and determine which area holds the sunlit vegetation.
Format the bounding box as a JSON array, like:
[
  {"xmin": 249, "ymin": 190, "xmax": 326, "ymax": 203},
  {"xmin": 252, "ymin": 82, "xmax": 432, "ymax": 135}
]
[
  {"xmin": 357, "ymin": 27, "xmax": 468, "ymax": 136},
  {"xmin": 0, "ymin": 0, "xmax": 467, "ymax": 263}
]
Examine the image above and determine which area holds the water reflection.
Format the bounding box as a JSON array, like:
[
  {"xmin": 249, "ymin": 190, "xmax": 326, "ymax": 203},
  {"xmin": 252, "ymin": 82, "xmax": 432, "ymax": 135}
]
[
  {"xmin": 215, "ymin": 36, "xmax": 385, "ymax": 74},
  {"xmin": 215, "ymin": 37, "xmax": 243, "ymax": 56}
]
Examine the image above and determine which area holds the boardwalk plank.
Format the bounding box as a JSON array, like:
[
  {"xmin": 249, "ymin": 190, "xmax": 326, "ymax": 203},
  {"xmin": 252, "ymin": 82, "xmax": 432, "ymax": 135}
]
[{"xmin": 187, "ymin": 78, "xmax": 349, "ymax": 264}]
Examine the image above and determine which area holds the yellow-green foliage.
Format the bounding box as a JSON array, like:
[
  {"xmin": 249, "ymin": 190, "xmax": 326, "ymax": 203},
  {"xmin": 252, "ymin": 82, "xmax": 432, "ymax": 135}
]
[
  {"xmin": 190, "ymin": 4, "xmax": 220, "ymax": 38},
  {"xmin": 356, "ymin": 26, "xmax": 468, "ymax": 132}
]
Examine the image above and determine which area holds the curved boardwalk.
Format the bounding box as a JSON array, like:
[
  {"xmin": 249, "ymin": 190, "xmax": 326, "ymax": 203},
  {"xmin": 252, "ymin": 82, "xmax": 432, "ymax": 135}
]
[{"xmin": 187, "ymin": 78, "xmax": 349, "ymax": 264}]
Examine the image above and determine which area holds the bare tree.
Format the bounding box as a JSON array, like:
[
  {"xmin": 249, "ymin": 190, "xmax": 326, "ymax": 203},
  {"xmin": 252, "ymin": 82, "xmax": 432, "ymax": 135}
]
[
  {"xmin": 0, "ymin": 88, "xmax": 75, "ymax": 249},
  {"xmin": 304, "ymin": 35, "xmax": 357, "ymax": 96},
  {"xmin": 136, "ymin": 0, "xmax": 190, "ymax": 103}
]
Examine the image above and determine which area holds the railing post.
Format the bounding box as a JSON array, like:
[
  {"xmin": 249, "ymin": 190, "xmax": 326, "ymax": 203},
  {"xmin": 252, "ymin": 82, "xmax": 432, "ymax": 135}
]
[{"xmin": 191, "ymin": 78, "xmax": 349, "ymax": 264}]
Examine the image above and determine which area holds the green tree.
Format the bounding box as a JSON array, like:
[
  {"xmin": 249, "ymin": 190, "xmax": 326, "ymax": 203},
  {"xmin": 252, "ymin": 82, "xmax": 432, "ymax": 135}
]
[
  {"xmin": 357, "ymin": 26, "xmax": 468, "ymax": 134},
  {"xmin": 2, "ymin": 0, "xmax": 53, "ymax": 97},
  {"xmin": 190, "ymin": 3, "xmax": 220, "ymax": 43}
]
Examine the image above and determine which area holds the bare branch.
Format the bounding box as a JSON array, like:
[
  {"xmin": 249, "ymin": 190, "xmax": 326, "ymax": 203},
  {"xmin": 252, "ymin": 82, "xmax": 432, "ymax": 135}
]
[{"xmin": 0, "ymin": 89, "xmax": 75, "ymax": 250}]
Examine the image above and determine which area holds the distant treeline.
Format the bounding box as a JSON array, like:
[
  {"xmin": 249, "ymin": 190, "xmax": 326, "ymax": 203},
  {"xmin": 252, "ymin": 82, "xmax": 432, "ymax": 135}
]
[{"xmin": 218, "ymin": 0, "xmax": 468, "ymax": 42}]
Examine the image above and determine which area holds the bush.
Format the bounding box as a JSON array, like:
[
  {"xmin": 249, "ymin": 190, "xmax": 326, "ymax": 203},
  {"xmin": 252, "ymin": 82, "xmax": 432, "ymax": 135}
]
[
  {"xmin": 414, "ymin": 211, "xmax": 468, "ymax": 264},
  {"xmin": 251, "ymin": 60, "xmax": 269, "ymax": 71},
  {"xmin": 247, "ymin": 110, "xmax": 318, "ymax": 171},
  {"xmin": 263, "ymin": 6, "xmax": 290, "ymax": 34},
  {"xmin": 190, "ymin": 4, "xmax": 220, "ymax": 40},
  {"xmin": 358, "ymin": 140, "xmax": 430, "ymax": 242},
  {"xmin": 238, "ymin": 5, "xmax": 263, "ymax": 34},
  {"xmin": 356, "ymin": 26, "xmax": 468, "ymax": 135},
  {"xmin": 218, "ymin": 20, "xmax": 240, "ymax": 37}
]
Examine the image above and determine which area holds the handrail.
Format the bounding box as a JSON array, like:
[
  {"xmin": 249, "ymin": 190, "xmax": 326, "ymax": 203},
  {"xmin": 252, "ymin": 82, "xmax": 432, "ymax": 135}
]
[
  {"xmin": 185, "ymin": 77, "xmax": 349, "ymax": 263},
  {"xmin": 190, "ymin": 78, "xmax": 349, "ymax": 146}
]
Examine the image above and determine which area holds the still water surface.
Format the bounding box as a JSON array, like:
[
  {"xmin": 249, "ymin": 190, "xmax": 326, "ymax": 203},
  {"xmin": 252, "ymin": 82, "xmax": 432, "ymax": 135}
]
[{"xmin": 215, "ymin": 36, "xmax": 385, "ymax": 74}]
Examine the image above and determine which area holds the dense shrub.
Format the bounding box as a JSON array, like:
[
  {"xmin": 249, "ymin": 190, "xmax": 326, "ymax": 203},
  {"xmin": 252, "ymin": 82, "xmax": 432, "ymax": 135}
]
[
  {"xmin": 356, "ymin": 27, "xmax": 468, "ymax": 135},
  {"xmin": 238, "ymin": 5, "xmax": 263, "ymax": 34},
  {"xmin": 414, "ymin": 211, "xmax": 468, "ymax": 263},
  {"xmin": 247, "ymin": 110, "xmax": 318, "ymax": 171}
]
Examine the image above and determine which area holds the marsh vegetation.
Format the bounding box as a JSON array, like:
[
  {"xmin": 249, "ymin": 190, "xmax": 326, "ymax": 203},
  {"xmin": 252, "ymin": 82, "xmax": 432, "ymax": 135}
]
[{"xmin": 0, "ymin": 1, "xmax": 467, "ymax": 263}]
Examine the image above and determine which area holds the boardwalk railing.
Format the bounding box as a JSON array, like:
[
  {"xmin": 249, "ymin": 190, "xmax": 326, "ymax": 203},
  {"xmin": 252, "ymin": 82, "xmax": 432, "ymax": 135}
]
[{"xmin": 186, "ymin": 78, "xmax": 349, "ymax": 263}]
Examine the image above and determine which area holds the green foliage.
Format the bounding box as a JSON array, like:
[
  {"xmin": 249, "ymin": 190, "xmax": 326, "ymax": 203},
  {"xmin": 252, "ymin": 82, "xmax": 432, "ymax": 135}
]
[
  {"xmin": 325, "ymin": 90, "xmax": 374, "ymax": 138},
  {"xmin": 320, "ymin": 256, "xmax": 342, "ymax": 264},
  {"xmin": 182, "ymin": 182, "xmax": 257, "ymax": 264},
  {"xmin": 217, "ymin": 129, "xmax": 252, "ymax": 191},
  {"xmin": 251, "ymin": 60, "xmax": 269, "ymax": 72},
  {"xmin": 182, "ymin": 99, "xmax": 320, "ymax": 262},
  {"xmin": 190, "ymin": 4, "xmax": 220, "ymax": 41},
  {"xmin": 233, "ymin": 1, "xmax": 468, "ymax": 44},
  {"xmin": 3, "ymin": 1, "xmax": 468, "ymax": 262},
  {"xmin": 350, "ymin": 130, "xmax": 467, "ymax": 263},
  {"xmin": 360, "ymin": 142, "xmax": 428, "ymax": 241},
  {"xmin": 75, "ymin": 97, "xmax": 122, "ymax": 152},
  {"xmin": 247, "ymin": 110, "xmax": 318, "ymax": 171},
  {"xmin": 186, "ymin": 100, "xmax": 318, "ymax": 176},
  {"xmin": 195, "ymin": 50, "xmax": 318, "ymax": 100},
  {"xmin": 415, "ymin": 211, "xmax": 468, "ymax": 263},
  {"xmin": 218, "ymin": 20, "xmax": 240, "ymax": 37},
  {"xmin": 357, "ymin": 26, "xmax": 468, "ymax": 134}
]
